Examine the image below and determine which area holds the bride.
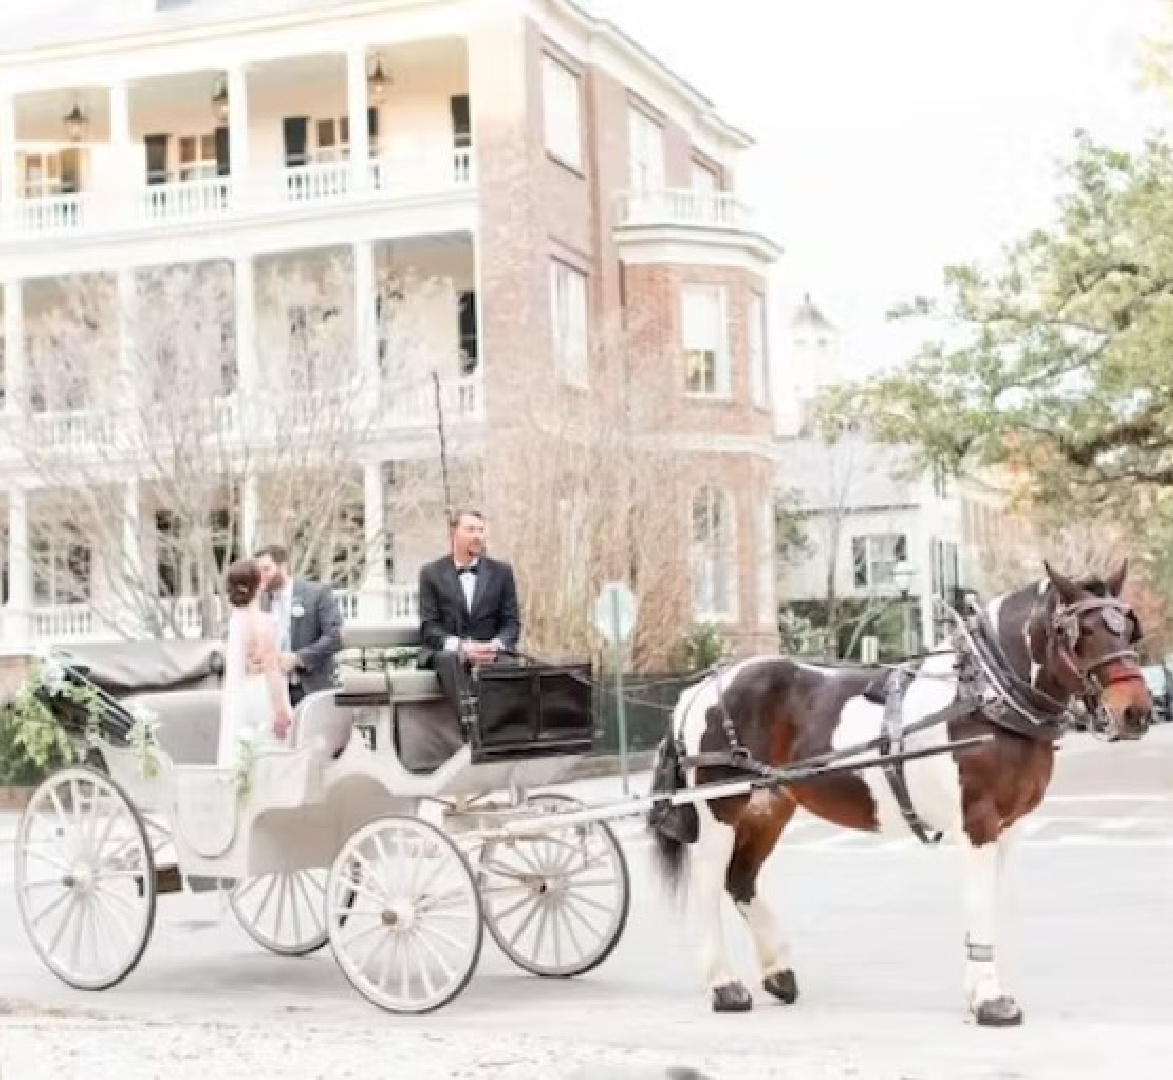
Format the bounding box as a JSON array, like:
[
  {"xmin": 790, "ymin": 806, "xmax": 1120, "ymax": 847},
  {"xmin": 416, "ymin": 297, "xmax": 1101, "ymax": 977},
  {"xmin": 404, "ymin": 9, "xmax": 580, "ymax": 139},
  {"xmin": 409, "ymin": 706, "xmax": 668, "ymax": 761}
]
[{"xmin": 216, "ymin": 557, "xmax": 295, "ymax": 767}]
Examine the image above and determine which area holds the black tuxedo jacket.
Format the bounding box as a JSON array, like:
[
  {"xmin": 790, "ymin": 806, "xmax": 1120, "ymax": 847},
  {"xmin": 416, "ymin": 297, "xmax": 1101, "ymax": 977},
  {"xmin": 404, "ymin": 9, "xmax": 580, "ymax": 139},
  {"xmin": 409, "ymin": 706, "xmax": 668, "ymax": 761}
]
[{"xmin": 418, "ymin": 554, "xmax": 521, "ymax": 666}]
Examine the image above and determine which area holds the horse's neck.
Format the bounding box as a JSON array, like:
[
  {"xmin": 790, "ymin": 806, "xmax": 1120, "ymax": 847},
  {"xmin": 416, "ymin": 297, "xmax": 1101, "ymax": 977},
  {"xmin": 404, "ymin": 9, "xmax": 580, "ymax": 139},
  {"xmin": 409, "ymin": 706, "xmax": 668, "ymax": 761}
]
[{"xmin": 989, "ymin": 583, "xmax": 1070, "ymax": 708}]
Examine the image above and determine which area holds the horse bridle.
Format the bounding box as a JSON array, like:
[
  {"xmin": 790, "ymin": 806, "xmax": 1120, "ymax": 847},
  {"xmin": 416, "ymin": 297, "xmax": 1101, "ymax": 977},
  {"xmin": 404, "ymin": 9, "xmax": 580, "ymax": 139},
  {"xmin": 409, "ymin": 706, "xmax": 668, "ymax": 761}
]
[{"xmin": 1046, "ymin": 595, "xmax": 1143, "ymax": 697}]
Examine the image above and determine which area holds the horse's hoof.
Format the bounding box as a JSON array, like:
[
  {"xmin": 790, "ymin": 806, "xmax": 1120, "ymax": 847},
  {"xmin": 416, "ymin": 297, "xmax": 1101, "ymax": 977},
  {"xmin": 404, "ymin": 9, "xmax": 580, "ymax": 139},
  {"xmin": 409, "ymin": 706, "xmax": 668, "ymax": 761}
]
[
  {"xmin": 762, "ymin": 969, "xmax": 799, "ymax": 1004},
  {"xmin": 712, "ymin": 982, "xmax": 753, "ymax": 1012},
  {"xmin": 973, "ymin": 995, "xmax": 1024, "ymax": 1027}
]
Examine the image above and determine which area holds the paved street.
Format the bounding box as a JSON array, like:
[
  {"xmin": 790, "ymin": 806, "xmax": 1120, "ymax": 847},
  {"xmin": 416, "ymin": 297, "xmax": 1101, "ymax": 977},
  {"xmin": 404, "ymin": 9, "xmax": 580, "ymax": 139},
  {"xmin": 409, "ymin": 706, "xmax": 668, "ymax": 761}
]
[{"xmin": 2, "ymin": 731, "xmax": 1173, "ymax": 1078}]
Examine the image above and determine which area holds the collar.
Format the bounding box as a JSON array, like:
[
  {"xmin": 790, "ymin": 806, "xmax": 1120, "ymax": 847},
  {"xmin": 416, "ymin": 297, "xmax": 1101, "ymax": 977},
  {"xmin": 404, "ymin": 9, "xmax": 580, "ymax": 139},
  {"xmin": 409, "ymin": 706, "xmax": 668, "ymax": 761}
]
[{"xmin": 453, "ymin": 557, "xmax": 480, "ymax": 573}]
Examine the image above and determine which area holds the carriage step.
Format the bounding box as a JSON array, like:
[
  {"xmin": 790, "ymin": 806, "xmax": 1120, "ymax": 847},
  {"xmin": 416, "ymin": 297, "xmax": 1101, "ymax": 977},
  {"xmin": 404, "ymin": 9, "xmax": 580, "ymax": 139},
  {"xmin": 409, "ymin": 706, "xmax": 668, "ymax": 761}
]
[
  {"xmin": 155, "ymin": 865, "xmax": 184, "ymax": 894},
  {"xmin": 185, "ymin": 875, "xmax": 239, "ymax": 894}
]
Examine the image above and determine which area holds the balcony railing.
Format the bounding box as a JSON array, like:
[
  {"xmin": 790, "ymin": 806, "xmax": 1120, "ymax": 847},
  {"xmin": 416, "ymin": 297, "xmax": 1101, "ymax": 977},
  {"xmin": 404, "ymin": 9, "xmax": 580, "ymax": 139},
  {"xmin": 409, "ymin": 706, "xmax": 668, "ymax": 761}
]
[
  {"xmin": 15, "ymin": 194, "xmax": 88, "ymax": 235},
  {"xmin": 6, "ymin": 376, "xmax": 483, "ymax": 455},
  {"xmin": 615, "ymin": 189, "xmax": 754, "ymax": 231},
  {"xmin": 140, "ymin": 177, "xmax": 233, "ymax": 223},
  {"xmin": 27, "ymin": 584, "xmax": 420, "ymax": 645},
  {"xmin": 4, "ymin": 149, "xmax": 476, "ymax": 240}
]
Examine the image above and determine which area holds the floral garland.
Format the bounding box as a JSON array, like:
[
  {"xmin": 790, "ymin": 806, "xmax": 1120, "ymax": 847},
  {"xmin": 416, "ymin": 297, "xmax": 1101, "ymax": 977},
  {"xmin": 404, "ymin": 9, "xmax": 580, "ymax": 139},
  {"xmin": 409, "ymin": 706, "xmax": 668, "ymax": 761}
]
[
  {"xmin": 233, "ymin": 736, "xmax": 256, "ymax": 802},
  {"xmin": 126, "ymin": 705, "xmax": 162, "ymax": 780}
]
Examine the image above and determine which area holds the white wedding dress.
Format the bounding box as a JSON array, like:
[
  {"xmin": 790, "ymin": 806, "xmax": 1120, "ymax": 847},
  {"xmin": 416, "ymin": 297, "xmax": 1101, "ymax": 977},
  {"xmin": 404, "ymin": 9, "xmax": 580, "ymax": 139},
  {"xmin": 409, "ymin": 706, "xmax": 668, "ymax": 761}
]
[{"xmin": 216, "ymin": 608, "xmax": 285, "ymax": 768}]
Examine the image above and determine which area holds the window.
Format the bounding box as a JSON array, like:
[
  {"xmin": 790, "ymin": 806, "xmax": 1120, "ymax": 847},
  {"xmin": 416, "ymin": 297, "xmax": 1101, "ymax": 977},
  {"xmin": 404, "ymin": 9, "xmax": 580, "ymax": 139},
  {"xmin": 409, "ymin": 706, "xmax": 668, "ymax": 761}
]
[
  {"xmin": 682, "ymin": 285, "xmax": 728, "ymax": 396},
  {"xmin": 692, "ymin": 486, "xmax": 737, "ymax": 620},
  {"xmin": 851, "ymin": 534, "xmax": 908, "ymax": 592},
  {"xmin": 458, "ymin": 291, "xmax": 478, "ymax": 375},
  {"xmin": 156, "ymin": 509, "xmax": 238, "ymax": 598},
  {"xmin": 550, "ymin": 261, "xmax": 588, "ymax": 385},
  {"xmin": 451, "ymin": 95, "xmax": 472, "ymax": 149},
  {"xmin": 313, "ymin": 116, "xmax": 350, "ymax": 163},
  {"xmin": 749, "ymin": 293, "xmax": 769, "ymax": 408},
  {"xmin": 32, "ymin": 523, "xmax": 91, "ymax": 606},
  {"xmin": 628, "ymin": 106, "xmax": 664, "ymax": 191},
  {"xmin": 177, "ymin": 133, "xmax": 217, "ymax": 181},
  {"xmin": 542, "ymin": 55, "xmax": 582, "ymax": 169},
  {"xmin": 930, "ymin": 537, "xmax": 960, "ymax": 600},
  {"xmin": 757, "ymin": 498, "xmax": 776, "ymax": 627},
  {"xmin": 692, "ymin": 160, "xmax": 719, "ymax": 194},
  {"xmin": 288, "ymin": 304, "xmax": 340, "ymax": 390}
]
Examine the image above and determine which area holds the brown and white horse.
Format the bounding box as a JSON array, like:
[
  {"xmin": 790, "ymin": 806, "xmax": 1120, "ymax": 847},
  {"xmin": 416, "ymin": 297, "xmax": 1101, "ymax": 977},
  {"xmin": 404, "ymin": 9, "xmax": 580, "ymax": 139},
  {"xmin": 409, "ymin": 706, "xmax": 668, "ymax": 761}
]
[{"xmin": 650, "ymin": 562, "xmax": 1152, "ymax": 1025}]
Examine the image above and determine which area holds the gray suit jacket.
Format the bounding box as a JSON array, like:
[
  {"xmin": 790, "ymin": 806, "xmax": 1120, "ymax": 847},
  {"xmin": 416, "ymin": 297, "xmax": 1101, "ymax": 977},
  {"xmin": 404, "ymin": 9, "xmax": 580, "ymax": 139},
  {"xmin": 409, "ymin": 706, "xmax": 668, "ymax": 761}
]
[{"xmin": 264, "ymin": 579, "xmax": 344, "ymax": 694}]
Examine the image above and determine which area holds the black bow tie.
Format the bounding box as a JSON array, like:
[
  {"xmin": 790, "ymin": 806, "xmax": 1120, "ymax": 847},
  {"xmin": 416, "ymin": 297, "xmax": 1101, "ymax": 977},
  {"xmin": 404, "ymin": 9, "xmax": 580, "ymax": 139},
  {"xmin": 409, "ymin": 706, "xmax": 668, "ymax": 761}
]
[{"xmin": 456, "ymin": 562, "xmax": 479, "ymax": 575}]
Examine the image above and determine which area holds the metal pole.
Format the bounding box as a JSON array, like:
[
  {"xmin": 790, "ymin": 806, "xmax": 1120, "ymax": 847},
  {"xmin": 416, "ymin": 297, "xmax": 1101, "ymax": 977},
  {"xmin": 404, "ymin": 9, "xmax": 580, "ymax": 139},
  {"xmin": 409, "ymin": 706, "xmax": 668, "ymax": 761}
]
[
  {"xmin": 432, "ymin": 370, "xmax": 453, "ymax": 523},
  {"xmin": 611, "ymin": 588, "xmax": 630, "ymax": 798}
]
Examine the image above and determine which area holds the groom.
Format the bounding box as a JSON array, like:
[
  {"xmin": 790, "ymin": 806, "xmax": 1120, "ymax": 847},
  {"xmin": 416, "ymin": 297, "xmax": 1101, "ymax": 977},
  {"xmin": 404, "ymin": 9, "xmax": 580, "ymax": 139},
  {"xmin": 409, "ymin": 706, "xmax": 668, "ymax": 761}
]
[{"xmin": 254, "ymin": 543, "xmax": 344, "ymax": 707}]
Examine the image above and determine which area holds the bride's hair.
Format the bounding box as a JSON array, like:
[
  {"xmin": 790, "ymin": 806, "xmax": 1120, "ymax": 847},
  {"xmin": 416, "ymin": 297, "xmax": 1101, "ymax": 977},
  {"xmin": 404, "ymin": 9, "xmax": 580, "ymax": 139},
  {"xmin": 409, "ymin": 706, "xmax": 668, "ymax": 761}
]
[{"xmin": 226, "ymin": 558, "xmax": 261, "ymax": 609}]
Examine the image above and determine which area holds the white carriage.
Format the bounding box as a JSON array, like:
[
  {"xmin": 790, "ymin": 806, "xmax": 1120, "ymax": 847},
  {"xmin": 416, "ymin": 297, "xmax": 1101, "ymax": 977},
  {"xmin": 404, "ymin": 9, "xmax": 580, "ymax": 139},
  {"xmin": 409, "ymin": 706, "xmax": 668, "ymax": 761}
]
[{"xmin": 11, "ymin": 627, "xmax": 631, "ymax": 1014}]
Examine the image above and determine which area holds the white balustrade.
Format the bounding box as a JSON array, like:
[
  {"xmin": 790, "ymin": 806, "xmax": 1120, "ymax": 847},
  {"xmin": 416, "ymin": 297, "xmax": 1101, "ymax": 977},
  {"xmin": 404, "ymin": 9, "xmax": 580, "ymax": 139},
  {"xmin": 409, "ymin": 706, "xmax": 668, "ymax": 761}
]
[
  {"xmin": 15, "ymin": 195, "xmax": 86, "ymax": 235},
  {"xmin": 284, "ymin": 160, "xmax": 352, "ymax": 203},
  {"xmin": 33, "ymin": 604, "xmax": 95, "ymax": 642},
  {"xmin": 140, "ymin": 177, "xmax": 232, "ymax": 223},
  {"xmin": 616, "ymin": 188, "xmax": 753, "ymax": 231},
  {"xmin": 370, "ymin": 148, "xmax": 476, "ymax": 195}
]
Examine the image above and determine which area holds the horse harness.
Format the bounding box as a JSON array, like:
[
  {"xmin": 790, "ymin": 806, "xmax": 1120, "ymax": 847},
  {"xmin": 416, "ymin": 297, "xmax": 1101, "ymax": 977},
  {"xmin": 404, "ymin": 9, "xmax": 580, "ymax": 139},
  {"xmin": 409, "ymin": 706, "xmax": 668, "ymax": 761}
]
[{"xmin": 660, "ymin": 589, "xmax": 1141, "ymax": 847}]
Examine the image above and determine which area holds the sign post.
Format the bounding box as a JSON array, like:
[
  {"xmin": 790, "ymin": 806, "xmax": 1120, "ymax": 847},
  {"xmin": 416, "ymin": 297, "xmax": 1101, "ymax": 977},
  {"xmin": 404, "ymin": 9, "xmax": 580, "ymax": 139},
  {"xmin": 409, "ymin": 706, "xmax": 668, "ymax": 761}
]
[{"xmin": 594, "ymin": 582, "xmax": 638, "ymax": 797}]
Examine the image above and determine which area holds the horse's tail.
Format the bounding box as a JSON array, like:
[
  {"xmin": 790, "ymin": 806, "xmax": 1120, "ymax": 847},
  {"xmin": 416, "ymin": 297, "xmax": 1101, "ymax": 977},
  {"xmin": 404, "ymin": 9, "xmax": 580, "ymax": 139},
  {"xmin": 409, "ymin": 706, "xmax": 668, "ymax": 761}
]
[{"xmin": 646, "ymin": 684, "xmax": 703, "ymax": 902}]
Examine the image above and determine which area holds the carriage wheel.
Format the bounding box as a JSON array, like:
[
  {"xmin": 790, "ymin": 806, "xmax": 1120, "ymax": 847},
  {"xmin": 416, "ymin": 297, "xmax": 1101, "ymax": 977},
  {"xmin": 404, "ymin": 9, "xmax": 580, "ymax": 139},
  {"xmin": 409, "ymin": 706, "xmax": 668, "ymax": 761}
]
[
  {"xmin": 15, "ymin": 766, "xmax": 157, "ymax": 991},
  {"xmin": 476, "ymin": 793, "xmax": 630, "ymax": 978},
  {"xmin": 230, "ymin": 870, "xmax": 329, "ymax": 956},
  {"xmin": 326, "ymin": 815, "xmax": 483, "ymax": 1014}
]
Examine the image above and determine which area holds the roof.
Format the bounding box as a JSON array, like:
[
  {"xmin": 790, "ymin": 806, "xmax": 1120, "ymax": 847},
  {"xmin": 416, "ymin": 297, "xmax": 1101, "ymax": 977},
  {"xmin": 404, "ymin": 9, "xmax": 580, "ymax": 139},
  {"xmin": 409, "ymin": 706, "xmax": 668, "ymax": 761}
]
[{"xmin": 792, "ymin": 294, "xmax": 836, "ymax": 333}]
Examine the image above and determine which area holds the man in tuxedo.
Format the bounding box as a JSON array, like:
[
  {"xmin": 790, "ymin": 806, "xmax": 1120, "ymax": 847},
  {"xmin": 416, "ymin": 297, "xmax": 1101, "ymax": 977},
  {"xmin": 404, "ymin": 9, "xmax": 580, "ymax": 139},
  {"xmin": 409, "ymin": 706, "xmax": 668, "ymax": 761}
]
[
  {"xmin": 418, "ymin": 508, "xmax": 521, "ymax": 721},
  {"xmin": 254, "ymin": 543, "xmax": 344, "ymax": 707}
]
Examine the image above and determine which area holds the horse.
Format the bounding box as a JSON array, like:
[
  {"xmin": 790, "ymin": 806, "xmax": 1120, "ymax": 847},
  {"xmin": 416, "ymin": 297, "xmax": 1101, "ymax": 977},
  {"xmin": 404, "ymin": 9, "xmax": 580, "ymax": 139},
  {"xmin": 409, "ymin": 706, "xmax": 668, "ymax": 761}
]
[{"xmin": 648, "ymin": 561, "xmax": 1153, "ymax": 1025}]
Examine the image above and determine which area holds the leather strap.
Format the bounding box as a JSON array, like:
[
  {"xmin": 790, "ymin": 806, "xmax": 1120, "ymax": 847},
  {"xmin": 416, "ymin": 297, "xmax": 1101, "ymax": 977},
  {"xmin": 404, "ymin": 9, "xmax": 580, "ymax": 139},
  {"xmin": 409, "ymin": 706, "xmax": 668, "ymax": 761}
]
[{"xmin": 877, "ymin": 667, "xmax": 944, "ymax": 845}]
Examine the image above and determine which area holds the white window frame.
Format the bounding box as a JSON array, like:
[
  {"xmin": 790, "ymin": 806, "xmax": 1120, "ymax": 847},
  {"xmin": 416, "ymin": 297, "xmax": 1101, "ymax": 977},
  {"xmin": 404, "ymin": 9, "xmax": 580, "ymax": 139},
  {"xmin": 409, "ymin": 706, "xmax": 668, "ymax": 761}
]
[
  {"xmin": 691, "ymin": 485, "xmax": 738, "ymax": 622},
  {"xmin": 851, "ymin": 533, "xmax": 907, "ymax": 593},
  {"xmin": 681, "ymin": 284, "xmax": 729, "ymax": 398},
  {"xmin": 32, "ymin": 522, "xmax": 92, "ymax": 606},
  {"xmin": 312, "ymin": 116, "xmax": 351, "ymax": 164},
  {"xmin": 749, "ymin": 292, "xmax": 769, "ymax": 408},
  {"xmin": 21, "ymin": 151, "xmax": 64, "ymax": 198},
  {"xmin": 550, "ymin": 260, "xmax": 589, "ymax": 387},
  {"xmin": 542, "ymin": 55, "xmax": 583, "ymax": 170},
  {"xmin": 628, "ymin": 105, "xmax": 664, "ymax": 191},
  {"xmin": 176, "ymin": 132, "xmax": 218, "ymax": 182}
]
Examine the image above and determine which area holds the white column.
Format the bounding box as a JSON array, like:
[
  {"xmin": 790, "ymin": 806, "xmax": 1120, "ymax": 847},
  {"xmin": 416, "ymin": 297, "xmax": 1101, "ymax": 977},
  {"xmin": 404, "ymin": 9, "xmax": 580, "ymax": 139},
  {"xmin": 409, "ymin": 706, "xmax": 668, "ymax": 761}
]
[
  {"xmin": 241, "ymin": 473, "xmax": 258, "ymax": 556},
  {"xmin": 353, "ymin": 240, "xmax": 379, "ymax": 384},
  {"xmin": 3, "ymin": 279, "xmax": 24, "ymax": 415},
  {"xmin": 108, "ymin": 81, "xmax": 130, "ymax": 146},
  {"xmin": 359, "ymin": 461, "xmax": 388, "ymax": 622},
  {"xmin": 228, "ymin": 66, "xmax": 249, "ymax": 199},
  {"xmin": 5, "ymin": 487, "xmax": 31, "ymax": 646},
  {"xmin": 234, "ymin": 256, "xmax": 257, "ymax": 394},
  {"xmin": 0, "ymin": 94, "xmax": 16, "ymax": 231},
  {"xmin": 346, "ymin": 47, "xmax": 371, "ymax": 188}
]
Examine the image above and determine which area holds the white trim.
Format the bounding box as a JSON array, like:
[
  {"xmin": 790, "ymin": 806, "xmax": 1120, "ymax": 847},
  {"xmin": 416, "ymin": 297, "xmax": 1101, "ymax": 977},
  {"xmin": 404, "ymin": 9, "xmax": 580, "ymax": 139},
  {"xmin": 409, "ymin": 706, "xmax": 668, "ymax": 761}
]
[{"xmin": 615, "ymin": 228, "xmax": 782, "ymax": 272}]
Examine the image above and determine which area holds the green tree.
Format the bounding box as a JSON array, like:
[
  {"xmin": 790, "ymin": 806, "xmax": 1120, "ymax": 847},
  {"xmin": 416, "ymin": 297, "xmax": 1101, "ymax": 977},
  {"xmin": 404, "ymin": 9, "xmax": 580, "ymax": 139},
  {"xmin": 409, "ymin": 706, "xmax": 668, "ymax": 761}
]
[{"xmin": 826, "ymin": 135, "xmax": 1173, "ymax": 513}]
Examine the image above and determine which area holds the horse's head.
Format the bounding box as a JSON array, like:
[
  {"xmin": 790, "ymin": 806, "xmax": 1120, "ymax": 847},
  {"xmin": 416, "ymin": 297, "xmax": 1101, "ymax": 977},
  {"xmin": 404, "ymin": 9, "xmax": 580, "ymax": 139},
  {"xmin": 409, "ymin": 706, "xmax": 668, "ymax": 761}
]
[{"xmin": 1032, "ymin": 560, "xmax": 1151, "ymax": 741}]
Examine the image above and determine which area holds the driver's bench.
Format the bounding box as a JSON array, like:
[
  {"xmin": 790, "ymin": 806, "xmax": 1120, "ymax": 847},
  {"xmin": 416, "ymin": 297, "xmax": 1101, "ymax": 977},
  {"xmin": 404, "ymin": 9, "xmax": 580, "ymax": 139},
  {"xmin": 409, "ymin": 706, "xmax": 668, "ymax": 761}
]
[{"xmin": 336, "ymin": 626, "xmax": 595, "ymax": 773}]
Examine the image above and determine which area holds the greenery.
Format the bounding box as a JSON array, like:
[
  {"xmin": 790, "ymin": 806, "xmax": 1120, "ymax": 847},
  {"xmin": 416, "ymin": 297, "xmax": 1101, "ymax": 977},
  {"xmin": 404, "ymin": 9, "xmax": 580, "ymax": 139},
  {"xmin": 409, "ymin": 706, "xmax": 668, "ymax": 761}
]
[
  {"xmin": 672, "ymin": 622, "xmax": 731, "ymax": 673},
  {"xmin": 819, "ymin": 134, "xmax": 1173, "ymax": 620},
  {"xmin": 0, "ymin": 662, "xmax": 99, "ymax": 785}
]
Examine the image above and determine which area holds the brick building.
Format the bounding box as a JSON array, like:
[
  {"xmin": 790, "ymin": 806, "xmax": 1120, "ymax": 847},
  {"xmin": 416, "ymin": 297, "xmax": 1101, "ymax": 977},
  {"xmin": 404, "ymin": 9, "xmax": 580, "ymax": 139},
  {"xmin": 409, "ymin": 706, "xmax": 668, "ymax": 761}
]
[{"xmin": 0, "ymin": 0, "xmax": 781, "ymax": 657}]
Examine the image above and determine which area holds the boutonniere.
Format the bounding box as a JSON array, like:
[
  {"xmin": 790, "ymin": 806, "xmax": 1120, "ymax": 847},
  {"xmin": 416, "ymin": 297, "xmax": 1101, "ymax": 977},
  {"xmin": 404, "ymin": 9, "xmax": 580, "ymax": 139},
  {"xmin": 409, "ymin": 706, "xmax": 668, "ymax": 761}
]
[{"xmin": 291, "ymin": 602, "xmax": 306, "ymax": 619}]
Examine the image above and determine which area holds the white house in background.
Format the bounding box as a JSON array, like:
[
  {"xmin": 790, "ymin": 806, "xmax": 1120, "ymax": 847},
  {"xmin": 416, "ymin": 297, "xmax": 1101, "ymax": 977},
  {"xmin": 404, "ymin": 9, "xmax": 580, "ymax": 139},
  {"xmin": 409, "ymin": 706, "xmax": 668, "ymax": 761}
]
[{"xmin": 775, "ymin": 296, "xmax": 1007, "ymax": 653}]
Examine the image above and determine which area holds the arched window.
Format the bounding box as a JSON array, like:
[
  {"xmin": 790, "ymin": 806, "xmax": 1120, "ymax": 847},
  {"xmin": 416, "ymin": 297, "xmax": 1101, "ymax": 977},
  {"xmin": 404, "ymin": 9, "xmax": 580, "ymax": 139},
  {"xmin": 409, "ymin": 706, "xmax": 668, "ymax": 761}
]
[{"xmin": 691, "ymin": 486, "xmax": 737, "ymax": 620}]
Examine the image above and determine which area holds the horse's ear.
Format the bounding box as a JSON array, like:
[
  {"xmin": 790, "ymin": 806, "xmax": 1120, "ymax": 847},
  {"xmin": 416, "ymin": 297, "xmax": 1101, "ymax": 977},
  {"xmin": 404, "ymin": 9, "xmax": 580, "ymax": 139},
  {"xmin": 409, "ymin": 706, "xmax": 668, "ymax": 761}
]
[
  {"xmin": 1105, "ymin": 559, "xmax": 1129, "ymax": 597},
  {"xmin": 1044, "ymin": 560, "xmax": 1082, "ymax": 604}
]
